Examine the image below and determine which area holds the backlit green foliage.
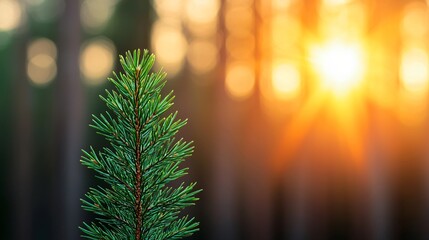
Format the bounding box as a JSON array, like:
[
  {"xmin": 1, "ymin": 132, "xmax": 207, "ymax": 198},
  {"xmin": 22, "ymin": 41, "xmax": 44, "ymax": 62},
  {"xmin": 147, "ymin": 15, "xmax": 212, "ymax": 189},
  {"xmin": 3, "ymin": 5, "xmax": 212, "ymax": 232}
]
[{"xmin": 80, "ymin": 49, "xmax": 200, "ymax": 240}]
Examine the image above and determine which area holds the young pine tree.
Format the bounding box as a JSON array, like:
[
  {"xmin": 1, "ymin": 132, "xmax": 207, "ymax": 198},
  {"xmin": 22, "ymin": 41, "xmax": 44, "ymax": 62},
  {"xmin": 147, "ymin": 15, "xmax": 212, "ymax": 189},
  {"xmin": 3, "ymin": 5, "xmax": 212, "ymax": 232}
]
[{"xmin": 80, "ymin": 50, "xmax": 201, "ymax": 240}]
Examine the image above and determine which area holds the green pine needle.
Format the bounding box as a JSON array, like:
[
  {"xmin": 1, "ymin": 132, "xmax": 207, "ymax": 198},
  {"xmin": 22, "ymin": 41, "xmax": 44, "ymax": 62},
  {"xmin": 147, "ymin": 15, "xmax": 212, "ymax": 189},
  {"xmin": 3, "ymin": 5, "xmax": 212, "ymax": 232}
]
[{"xmin": 81, "ymin": 49, "xmax": 201, "ymax": 240}]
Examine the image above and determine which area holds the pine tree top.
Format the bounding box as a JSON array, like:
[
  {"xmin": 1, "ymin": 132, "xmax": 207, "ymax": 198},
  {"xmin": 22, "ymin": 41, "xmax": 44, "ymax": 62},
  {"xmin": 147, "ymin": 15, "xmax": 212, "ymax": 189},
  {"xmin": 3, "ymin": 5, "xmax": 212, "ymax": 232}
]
[{"xmin": 80, "ymin": 49, "xmax": 201, "ymax": 240}]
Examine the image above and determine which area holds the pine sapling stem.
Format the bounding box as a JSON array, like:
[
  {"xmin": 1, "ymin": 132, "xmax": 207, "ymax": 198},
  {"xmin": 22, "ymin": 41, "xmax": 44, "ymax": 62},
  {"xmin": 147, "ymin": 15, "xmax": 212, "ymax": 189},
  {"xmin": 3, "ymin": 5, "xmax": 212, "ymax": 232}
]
[{"xmin": 133, "ymin": 67, "xmax": 143, "ymax": 240}]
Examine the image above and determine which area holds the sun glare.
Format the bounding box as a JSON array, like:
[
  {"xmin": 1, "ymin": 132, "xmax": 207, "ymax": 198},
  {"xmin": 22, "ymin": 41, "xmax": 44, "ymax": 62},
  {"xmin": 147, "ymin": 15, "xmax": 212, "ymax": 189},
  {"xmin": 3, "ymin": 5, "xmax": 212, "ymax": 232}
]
[{"xmin": 310, "ymin": 41, "xmax": 365, "ymax": 96}]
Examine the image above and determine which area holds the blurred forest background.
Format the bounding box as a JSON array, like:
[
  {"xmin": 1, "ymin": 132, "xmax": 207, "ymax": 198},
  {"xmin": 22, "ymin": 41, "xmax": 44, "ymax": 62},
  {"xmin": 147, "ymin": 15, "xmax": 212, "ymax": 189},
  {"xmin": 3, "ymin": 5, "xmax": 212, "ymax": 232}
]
[{"xmin": 3, "ymin": 0, "xmax": 429, "ymax": 239}]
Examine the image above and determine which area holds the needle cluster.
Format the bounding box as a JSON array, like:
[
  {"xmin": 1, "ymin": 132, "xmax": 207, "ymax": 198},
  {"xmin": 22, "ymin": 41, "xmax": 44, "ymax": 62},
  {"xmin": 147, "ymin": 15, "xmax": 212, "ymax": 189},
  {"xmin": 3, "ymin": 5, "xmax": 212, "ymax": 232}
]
[{"xmin": 80, "ymin": 49, "xmax": 200, "ymax": 240}]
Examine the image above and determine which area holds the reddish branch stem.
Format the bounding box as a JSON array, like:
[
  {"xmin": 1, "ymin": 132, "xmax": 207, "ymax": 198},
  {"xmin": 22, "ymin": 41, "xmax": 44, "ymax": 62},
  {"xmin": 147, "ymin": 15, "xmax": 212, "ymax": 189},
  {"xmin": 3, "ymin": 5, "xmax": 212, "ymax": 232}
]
[{"xmin": 133, "ymin": 67, "xmax": 143, "ymax": 240}]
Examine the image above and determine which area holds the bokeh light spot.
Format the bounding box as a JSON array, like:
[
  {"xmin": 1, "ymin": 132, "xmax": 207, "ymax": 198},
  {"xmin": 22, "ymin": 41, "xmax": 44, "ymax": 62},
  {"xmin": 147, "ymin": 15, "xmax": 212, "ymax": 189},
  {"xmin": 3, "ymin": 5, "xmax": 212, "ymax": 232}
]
[
  {"xmin": 225, "ymin": 6, "xmax": 253, "ymax": 36},
  {"xmin": 81, "ymin": 0, "xmax": 118, "ymax": 33},
  {"xmin": 27, "ymin": 38, "xmax": 57, "ymax": 86},
  {"xmin": 28, "ymin": 38, "xmax": 57, "ymax": 60},
  {"xmin": 185, "ymin": 0, "xmax": 220, "ymax": 24},
  {"xmin": 80, "ymin": 37, "xmax": 116, "ymax": 85},
  {"xmin": 322, "ymin": 0, "xmax": 350, "ymax": 6},
  {"xmin": 225, "ymin": 63, "xmax": 255, "ymax": 100},
  {"xmin": 151, "ymin": 22, "xmax": 187, "ymax": 77},
  {"xmin": 0, "ymin": 0, "xmax": 22, "ymax": 31},
  {"xmin": 272, "ymin": 62, "xmax": 301, "ymax": 100},
  {"xmin": 187, "ymin": 40, "xmax": 218, "ymax": 75},
  {"xmin": 400, "ymin": 47, "xmax": 429, "ymax": 94},
  {"xmin": 273, "ymin": 0, "xmax": 294, "ymax": 9}
]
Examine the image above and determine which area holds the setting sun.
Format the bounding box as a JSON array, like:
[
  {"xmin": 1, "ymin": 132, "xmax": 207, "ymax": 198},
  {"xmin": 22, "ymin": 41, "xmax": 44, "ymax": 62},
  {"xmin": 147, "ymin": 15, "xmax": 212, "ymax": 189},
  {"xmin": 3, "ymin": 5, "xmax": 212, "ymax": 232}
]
[{"xmin": 310, "ymin": 41, "xmax": 365, "ymax": 96}]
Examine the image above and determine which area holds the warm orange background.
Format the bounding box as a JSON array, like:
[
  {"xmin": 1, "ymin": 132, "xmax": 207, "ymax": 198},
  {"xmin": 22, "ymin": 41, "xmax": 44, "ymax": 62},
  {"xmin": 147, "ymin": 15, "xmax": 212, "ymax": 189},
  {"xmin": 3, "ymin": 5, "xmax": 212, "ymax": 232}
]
[{"xmin": 2, "ymin": 0, "xmax": 429, "ymax": 239}]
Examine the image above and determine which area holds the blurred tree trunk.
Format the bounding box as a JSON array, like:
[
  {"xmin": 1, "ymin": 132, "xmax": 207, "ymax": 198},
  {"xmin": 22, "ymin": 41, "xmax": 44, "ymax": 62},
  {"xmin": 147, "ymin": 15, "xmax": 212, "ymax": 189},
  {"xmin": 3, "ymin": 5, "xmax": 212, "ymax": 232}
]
[
  {"xmin": 367, "ymin": 110, "xmax": 391, "ymax": 240},
  {"xmin": 12, "ymin": 17, "xmax": 33, "ymax": 240},
  {"xmin": 54, "ymin": 0, "xmax": 85, "ymax": 239},
  {"xmin": 208, "ymin": 1, "xmax": 239, "ymax": 238},
  {"xmin": 240, "ymin": 0, "xmax": 272, "ymax": 238}
]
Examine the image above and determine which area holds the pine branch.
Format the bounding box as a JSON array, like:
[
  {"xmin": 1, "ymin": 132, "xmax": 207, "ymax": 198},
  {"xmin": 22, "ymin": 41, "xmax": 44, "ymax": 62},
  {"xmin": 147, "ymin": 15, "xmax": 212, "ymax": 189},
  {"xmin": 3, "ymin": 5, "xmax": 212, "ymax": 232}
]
[{"xmin": 81, "ymin": 49, "xmax": 201, "ymax": 239}]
